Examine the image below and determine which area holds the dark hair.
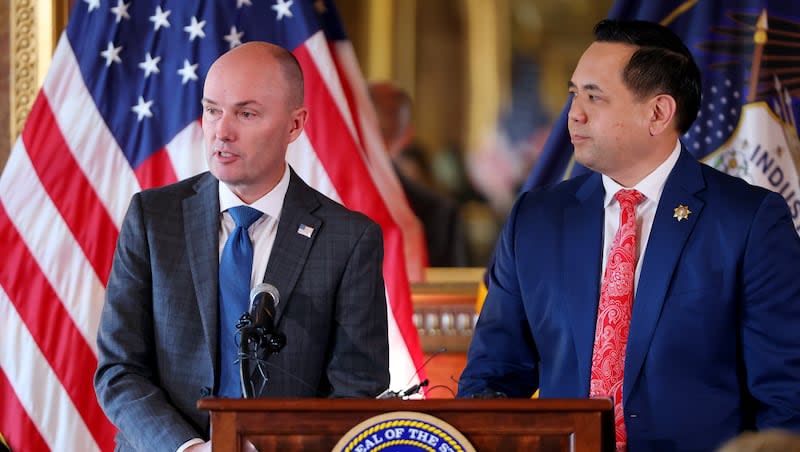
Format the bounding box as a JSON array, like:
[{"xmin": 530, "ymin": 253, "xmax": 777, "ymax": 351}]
[{"xmin": 593, "ymin": 19, "xmax": 701, "ymax": 134}]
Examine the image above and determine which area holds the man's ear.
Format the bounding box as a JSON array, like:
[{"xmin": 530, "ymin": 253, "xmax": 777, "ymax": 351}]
[
  {"xmin": 287, "ymin": 107, "xmax": 308, "ymax": 143},
  {"xmin": 648, "ymin": 94, "xmax": 677, "ymax": 136}
]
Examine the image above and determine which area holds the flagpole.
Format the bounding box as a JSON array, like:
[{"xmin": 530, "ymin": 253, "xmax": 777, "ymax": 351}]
[{"xmin": 747, "ymin": 9, "xmax": 768, "ymax": 103}]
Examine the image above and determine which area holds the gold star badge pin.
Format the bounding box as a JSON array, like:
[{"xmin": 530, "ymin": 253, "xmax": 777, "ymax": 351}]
[{"xmin": 673, "ymin": 204, "xmax": 691, "ymax": 222}]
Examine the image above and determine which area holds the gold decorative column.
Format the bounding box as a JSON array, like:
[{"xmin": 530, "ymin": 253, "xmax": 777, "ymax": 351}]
[
  {"xmin": 365, "ymin": 0, "xmax": 394, "ymax": 80},
  {"xmin": 463, "ymin": 0, "xmax": 510, "ymax": 153}
]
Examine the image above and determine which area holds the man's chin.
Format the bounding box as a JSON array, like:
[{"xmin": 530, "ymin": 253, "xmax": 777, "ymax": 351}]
[
  {"xmin": 209, "ymin": 167, "xmax": 240, "ymax": 184},
  {"xmin": 572, "ymin": 148, "xmax": 589, "ymax": 167},
  {"xmin": 573, "ymin": 152, "xmax": 602, "ymax": 174}
]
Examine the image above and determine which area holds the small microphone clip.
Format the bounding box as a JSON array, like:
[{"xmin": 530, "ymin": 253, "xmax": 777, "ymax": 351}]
[
  {"xmin": 235, "ymin": 312, "xmax": 252, "ymax": 330},
  {"xmin": 374, "ymin": 346, "xmax": 446, "ymax": 399},
  {"xmin": 400, "ymin": 379, "xmax": 429, "ymax": 398}
]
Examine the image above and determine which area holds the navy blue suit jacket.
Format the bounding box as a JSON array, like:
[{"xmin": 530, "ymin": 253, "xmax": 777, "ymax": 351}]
[{"xmin": 458, "ymin": 149, "xmax": 800, "ymax": 451}]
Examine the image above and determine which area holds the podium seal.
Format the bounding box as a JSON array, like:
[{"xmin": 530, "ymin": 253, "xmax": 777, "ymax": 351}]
[{"xmin": 333, "ymin": 411, "xmax": 476, "ymax": 452}]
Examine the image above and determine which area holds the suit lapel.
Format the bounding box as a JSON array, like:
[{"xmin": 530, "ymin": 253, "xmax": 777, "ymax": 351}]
[
  {"xmin": 183, "ymin": 173, "xmax": 221, "ymax": 376},
  {"xmin": 563, "ymin": 174, "xmax": 605, "ymax": 394},
  {"xmin": 262, "ymin": 169, "xmax": 321, "ymax": 324},
  {"xmin": 623, "ymin": 149, "xmax": 706, "ymax": 405}
]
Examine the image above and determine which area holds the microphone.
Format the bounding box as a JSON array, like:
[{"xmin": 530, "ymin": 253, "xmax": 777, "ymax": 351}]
[
  {"xmin": 249, "ymin": 283, "xmax": 279, "ymax": 334},
  {"xmin": 400, "ymin": 379, "xmax": 429, "ymax": 398},
  {"xmin": 376, "ymin": 346, "xmax": 446, "ymax": 399},
  {"xmin": 239, "ymin": 283, "xmax": 284, "ymax": 398}
]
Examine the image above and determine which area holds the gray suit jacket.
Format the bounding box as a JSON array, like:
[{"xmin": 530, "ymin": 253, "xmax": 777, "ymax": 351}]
[{"xmin": 95, "ymin": 168, "xmax": 389, "ymax": 452}]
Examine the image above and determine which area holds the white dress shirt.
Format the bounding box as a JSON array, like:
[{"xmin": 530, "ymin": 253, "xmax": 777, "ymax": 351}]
[
  {"xmin": 600, "ymin": 141, "xmax": 681, "ymax": 293},
  {"xmin": 217, "ymin": 163, "xmax": 290, "ymax": 287}
]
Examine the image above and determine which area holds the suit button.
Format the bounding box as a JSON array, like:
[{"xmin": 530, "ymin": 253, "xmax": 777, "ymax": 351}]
[{"xmin": 200, "ymin": 387, "xmax": 211, "ymax": 397}]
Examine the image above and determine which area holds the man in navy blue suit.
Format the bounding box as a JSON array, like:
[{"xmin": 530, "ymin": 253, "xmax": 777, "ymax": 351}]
[{"xmin": 458, "ymin": 19, "xmax": 800, "ymax": 452}]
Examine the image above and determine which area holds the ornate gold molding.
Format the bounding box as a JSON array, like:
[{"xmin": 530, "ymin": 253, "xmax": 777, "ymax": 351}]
[
  {"xmin": 9, "ymin": 0, "xmax": 67, "ymax": 148},
  {"xmin": 10, "ymin": 0, "xmax": 38, "ymax": 145}
]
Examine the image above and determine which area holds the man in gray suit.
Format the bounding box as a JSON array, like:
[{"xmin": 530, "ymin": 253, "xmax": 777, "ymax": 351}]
[{"xmin": 94, "ymin": 42, "xmax": 390, "ymax": 452}]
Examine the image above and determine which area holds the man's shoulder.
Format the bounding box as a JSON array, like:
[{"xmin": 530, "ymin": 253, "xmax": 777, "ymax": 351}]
[
  {"xmin": 519, "ymin": 173, "xmax": 597, "ymax": 206},
  {"xmin": 698, "ymin": 162, "xmax": 777, "ymax": 209},
  {"xmin": 136, "ymin": 172, "xmax": 214, "ymax": 202},
  {"xmin": 699, "ymin": 161, "xmax": 769, "ymax": 192},
  {"xmin": 287, "ymin": 172, "xmax": 377, "ymax": 228}
]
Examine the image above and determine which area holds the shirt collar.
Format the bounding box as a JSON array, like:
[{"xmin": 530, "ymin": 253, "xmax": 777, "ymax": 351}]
[
  {"xmin": 602, "ymin": 140, "xmax": 681, "ymax": 207},
  {"xmin": 218, "ymin": 163, "xmax": 290, "ymax": 221}
]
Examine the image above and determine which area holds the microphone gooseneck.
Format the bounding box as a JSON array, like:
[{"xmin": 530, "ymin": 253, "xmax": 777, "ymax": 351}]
[{"xmin": 238, "ymin": 283, "xmax": 285, "ymax": 398}]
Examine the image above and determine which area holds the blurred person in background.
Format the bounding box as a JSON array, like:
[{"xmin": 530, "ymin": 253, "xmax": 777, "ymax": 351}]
[
  {"xmin": 466, "ymin": 55, "xmax": 552, "ymax": 217},
  {"xmin": 369, "ymin": 81, "xmax": 469, "ymax": 267}
]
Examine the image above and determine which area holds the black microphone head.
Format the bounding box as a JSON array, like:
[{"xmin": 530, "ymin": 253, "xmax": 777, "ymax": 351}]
[{"xmin": 249, "ymin": 283, "xmax": 279, "ymax": 328}]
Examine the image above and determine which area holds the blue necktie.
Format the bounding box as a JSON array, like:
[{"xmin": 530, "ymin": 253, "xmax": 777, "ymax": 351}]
[{"xmin": 218, "ymin": 205, "xmax": 263, "ymax": 397}]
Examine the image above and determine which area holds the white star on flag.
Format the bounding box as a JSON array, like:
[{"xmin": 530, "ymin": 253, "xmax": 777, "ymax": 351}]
[
  {"xmin": 272, "ymin": 0, "xmax": 294, "ymax": 20},
  {"xmin": 84, "ymin": 0, "xmax": 99, "ymax": 12},
  {"xmin": 110, "ymin": 0, "xmax": 131, "ymax": 23},
  {"xmin": 237, "ymin": 0, "xmax": 253, "ymax": 8},
  {"xmin": 184, "ymin": 16, "xmax": 207, "ymax": 41},
  {"xmin": 138, "ymin": 53, "xmax": 161, "ymax": 78},
  {"xmin": 131, "ymin": 97, "xmax": 154, "ymax": 121},
  {"xmin": 177, "ymin": 59, "xmax": 199, "ymax": 84},
  {"xmin": 149, "ymin": 6, "xmax": 171, "ymax": 31},
  {"xmin": 224, "ymin": 26, "xmax": 245, "ymax": 49},
  {"xmin": 100, "ymin": 42, "xmax": 123, "ymax": 67}
]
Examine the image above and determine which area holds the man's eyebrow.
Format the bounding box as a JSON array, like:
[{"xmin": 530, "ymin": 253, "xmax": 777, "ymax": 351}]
[
  {"xmin": 567, "ymin": 81, "xmax": 603, "ymax": 92},
  {"xmin": 200, "ymin": 98, "xmax": 262, "ymax": 107}
]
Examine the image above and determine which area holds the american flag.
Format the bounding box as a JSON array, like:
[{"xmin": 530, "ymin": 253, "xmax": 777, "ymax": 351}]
[{"xmin": 0, "ymin": 1, "xmax": 427, "ymax": 450}]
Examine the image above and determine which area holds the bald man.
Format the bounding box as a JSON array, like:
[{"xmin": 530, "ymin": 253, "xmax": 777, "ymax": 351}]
[
  {"xmin": 368, "ymin": 81, "xmax": 469, "ymax": 267},
  {"xmin": 95, "ymin": 42, "xmax": 390, "ymax": 452}
]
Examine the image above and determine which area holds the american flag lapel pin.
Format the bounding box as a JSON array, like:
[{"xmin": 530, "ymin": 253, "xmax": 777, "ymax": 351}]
[{"xmin": 297, "ymin": 224, "xmax": 314, "ymax": 238}]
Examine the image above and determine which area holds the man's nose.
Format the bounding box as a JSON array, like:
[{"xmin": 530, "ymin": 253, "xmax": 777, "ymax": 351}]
[
  {"xmin": 215, "ymin": 113, "xmax": 236, "ymax": 141},
  {"xmin": 568, "ymin": 97, "xmax": 586, "ymax": 124}
]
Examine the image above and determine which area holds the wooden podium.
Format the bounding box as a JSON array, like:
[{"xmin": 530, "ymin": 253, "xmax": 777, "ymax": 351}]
[{"xmin": 198, "ymin": 398, "xmax": 614, "ymax": 451}]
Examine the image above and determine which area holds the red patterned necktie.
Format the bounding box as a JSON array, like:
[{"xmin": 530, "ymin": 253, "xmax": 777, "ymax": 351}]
[{"xmin": 590, "ymin": 188, "xmax": 645, "ymax": 452}]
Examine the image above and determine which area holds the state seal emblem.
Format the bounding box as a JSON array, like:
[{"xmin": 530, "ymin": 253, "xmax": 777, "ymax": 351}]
[{"xmin": 333, "ymin": 411, "xmax": 476, "ymax": 452}]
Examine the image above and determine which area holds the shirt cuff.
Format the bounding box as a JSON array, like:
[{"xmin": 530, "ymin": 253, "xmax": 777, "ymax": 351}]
[{"xmin": 176, "ymin": 438, "xmax": 205, "ymax": 452}]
